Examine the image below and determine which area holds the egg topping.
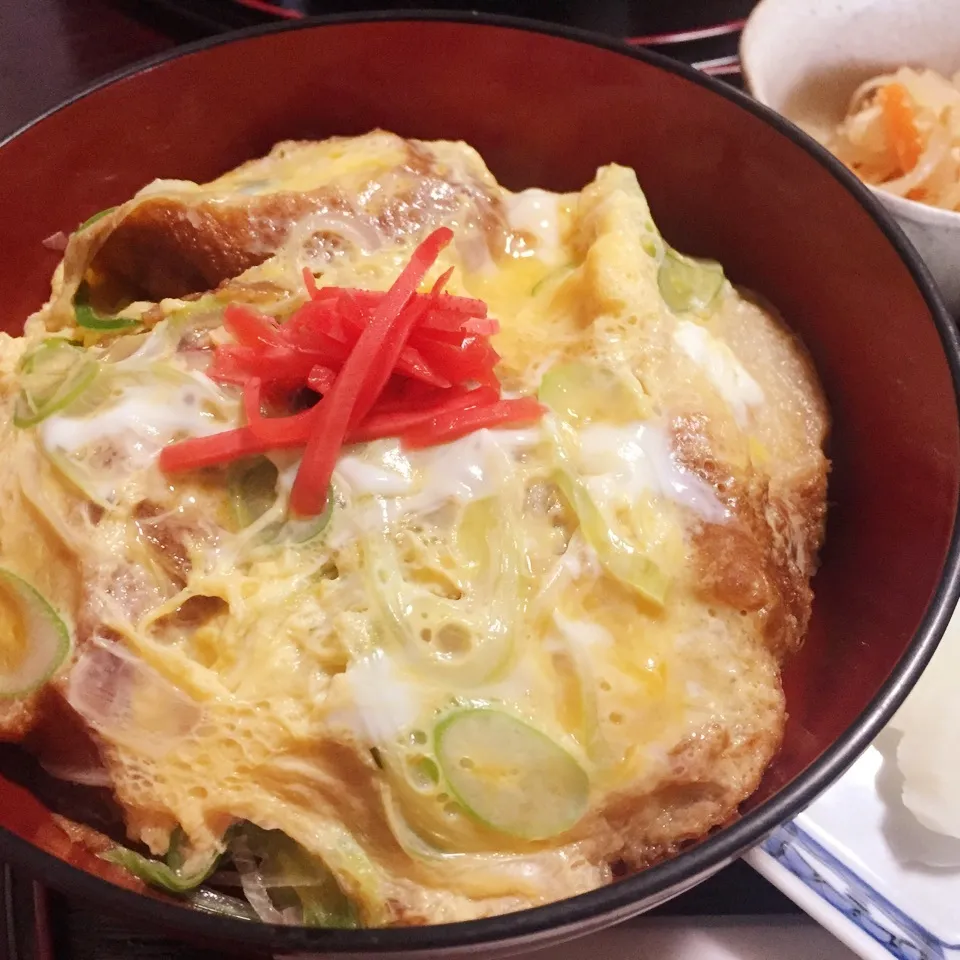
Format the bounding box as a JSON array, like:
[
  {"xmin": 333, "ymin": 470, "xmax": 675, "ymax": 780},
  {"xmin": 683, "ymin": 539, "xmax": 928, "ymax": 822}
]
[{"xmin": 0, "ymin": 132, "xmax": 829, "ymax": 926}]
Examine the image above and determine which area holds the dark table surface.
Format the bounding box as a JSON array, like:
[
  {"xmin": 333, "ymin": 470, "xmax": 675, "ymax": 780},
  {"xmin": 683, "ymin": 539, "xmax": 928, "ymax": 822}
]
[{"xmin": 0, "ymin": 1, "xmax": 804, "ymax": 957}]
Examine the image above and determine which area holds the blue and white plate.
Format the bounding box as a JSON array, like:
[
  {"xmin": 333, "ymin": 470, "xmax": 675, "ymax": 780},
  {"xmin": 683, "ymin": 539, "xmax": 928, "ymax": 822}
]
[{"xmin": 747, "ymin": 705, "xmax": 960, "ymax": 959}]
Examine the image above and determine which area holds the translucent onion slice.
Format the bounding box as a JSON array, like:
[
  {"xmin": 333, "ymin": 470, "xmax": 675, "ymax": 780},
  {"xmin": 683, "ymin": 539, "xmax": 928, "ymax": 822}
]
[
  {"xmin": 65, "ymin": 641, "xmax": 202, "ymax": 756},
  {"xmin": 38, "ymin": 758, "xmax": 112, "ymax": 788},
  {"xmin": 233, "ymin": 825, "xmax": 358, "ymax": 928},
  {"xmin": 231, "ymin": 834, "xmax": 288, "ymax": 924},
  {"xmin": 299, "ymin": 211, "xmax": 383, "ymax": 257}
]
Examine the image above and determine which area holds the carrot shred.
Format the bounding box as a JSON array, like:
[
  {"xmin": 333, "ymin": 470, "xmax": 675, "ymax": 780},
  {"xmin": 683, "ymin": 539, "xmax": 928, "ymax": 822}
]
[{"xmin": 878, "ymin": 83, "xmax": 922, "ymax": 174}]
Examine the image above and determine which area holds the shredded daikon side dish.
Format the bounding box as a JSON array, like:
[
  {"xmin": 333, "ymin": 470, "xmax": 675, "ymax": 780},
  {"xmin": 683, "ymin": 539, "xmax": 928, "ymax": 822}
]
[{"xmin": 828, "ymin": 66, "xmax": 960, "ymax": 211}]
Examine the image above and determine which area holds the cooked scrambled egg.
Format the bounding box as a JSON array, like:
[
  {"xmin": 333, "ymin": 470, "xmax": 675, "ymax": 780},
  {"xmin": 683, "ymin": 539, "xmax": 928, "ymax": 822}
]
[{"xmin": 0, "ymin": 133, "xmax": 828, "ymax": 925}]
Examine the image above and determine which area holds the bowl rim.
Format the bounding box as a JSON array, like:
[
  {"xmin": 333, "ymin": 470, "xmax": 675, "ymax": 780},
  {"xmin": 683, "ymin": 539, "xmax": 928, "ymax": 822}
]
[
  {"xmin": 873, "ymin": 183, "xmax": 960, "ymax": 229},
  {"xmin": 740, "ymin": 0, "xmax": 960, "ymax": 229},
  {"xmin": 2, "ymin": 10, "xmax": 960, "ymax": 953}
]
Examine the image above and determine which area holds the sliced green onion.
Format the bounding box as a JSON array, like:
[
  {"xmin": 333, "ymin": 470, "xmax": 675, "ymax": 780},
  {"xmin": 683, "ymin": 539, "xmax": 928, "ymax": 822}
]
[
  {"xmin": 165, "ymin": 827, "xmax": 216, "ymax": 877},
  {"xmin": 229, "ymin": 458, "xmax": 279, "ymax": 529},
  {"xmin": 229, "ymin": 458, "xmax": 332, "ymax": 544},
  {"xmin": 76, "ymin": 206, "xmax": 117, "ymax": 232},
  {"xmin": 538, "ymin": 360, "xmax": 648, "ymax": 424},
  {"xmin": 101, "ymin": 828, "xmax": 220, "ymax": 895},
  {"xmin": 14, "ymin": 340, "xmax": 99, "ymax": 428},
  {"xmin": 0, "ymin": 568, "xmax": 71, "ymax": 699},
  {"xmin": 530, "ymin": 263, "xmax": 574, "ymax": 297},
  {"xmin": 435, "ymin": 709, "xmax": 589, "ymax": 840},
  {"xmin": 74, "ymin": 282, "xmax": 138, "ymax": 331},
  {"xmin": 552, "ymin": 470, "xmax": 668, "ymax": 607},
  {"xmin": 102, "ymin": 847, "xmax": 209, "ymax": 893},
  {"xmin": 658, "ymin": 246, "xmax": 724, "ymax": 314}
]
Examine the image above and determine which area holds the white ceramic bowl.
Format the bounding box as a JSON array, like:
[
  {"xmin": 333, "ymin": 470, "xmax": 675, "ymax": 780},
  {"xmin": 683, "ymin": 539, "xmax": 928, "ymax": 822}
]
[{"xmin": 741, "ymin": 0, "xmax": 960, "ymax": 315}]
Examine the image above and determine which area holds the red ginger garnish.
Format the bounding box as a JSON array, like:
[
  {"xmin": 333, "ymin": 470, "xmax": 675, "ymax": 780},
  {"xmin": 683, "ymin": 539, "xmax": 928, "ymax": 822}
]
[{"xmin": 159, "ymin": 228, "xmax": 545, "ymax": 515}]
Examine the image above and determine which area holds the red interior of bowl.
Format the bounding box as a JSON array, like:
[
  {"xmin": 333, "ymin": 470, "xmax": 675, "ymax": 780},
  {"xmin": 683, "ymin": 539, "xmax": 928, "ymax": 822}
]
[{"xmin": 0, "ymin": 15, "xmax": 956, "ymax": 927}]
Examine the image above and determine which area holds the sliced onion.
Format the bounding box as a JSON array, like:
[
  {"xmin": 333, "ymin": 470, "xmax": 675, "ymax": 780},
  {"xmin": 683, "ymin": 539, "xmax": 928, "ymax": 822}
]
[
  {"xmin": 65, "ymin": 641, "xmax": 201, "ymax": 756},
  {"xmin": 231, "ymin": 836, "xmax": 289, "ymax": 924},
  {"xmin": 103, "ymin": 328, "xmax": 171, "ymax": 369},
  {"xmin": 848, "ymin": 74, "xmax": 894, "ymax": 113},
  {"xmin": 38, "ymin": 758, "xmax": 112, "ymax": 788},
  {"xmin": 882, "ymin": 126, "xmax": 951, "ymax": 198},
  {"xmin": 300, "ymin": 212, "xmax": 382, "ymax": 258}
]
